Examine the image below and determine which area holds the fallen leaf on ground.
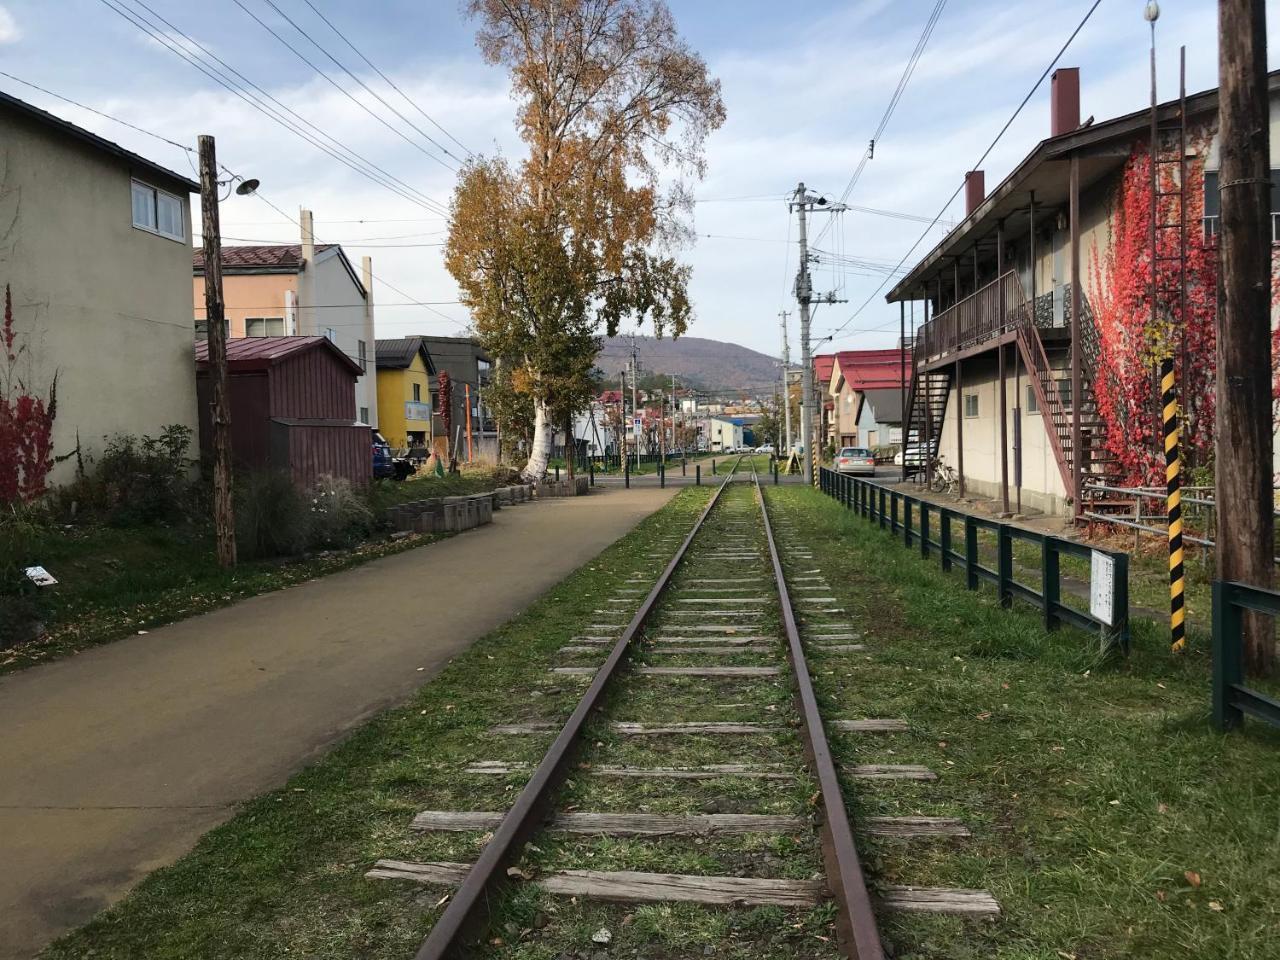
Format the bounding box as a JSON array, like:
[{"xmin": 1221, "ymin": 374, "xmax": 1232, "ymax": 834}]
[
  {"xmin": 591, "ymin": 927, "xmax": 612, "ymax": 944},
  {"xmin": 1185, "ymin": 870, "xmax": 1202, "ymax": 887}
]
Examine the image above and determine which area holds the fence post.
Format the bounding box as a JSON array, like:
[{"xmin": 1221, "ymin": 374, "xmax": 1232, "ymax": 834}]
[
  {"xmin": 589, "ymin": 457, "xmax": 595, "ymax": 488},
  {"xmin": 997, "ymin": 525, "xmax": 1013, "ymax": 607},
  {"xmin": 890, "ymin": 491, "xmax": 899, "ymax": 534},
  {"xmin": 879, "ymin": 487, "xmax": 887, "ymax": 529},
  {"xmin": 624, "ymin": 457, "xmax": 630, "ymax": 489},
  {"xmin": 659, "ymin": 462, "xmax": 665, "ymax": 489},
  {"xmin": 1212, "ymin": 581, "xmax": 1244, "ymax": 731},
  {"xmin": 920, "ymin": 501, "xmax": 930, "ymax": 559},
  {"xmin": 712, "ymin": 459, "xmax": 717, "ymax": 475},
  {"xmin": 696, "ymin": 465, "xmax": 701, "ymax": 487},
  {"xmin": 903, "ymin": 497, "xmax": 912, "ymax": 547},
  {"xmin": 555, "ymin": 465, "xmax": 561, "ymax": 482},
  {"xmin": 940, "ymin": 511, "xmax": 952, "ymax": 572},
  {"xmin": 964, "ymin": 517, "xmax": 979, "ymax": 590},
  {"xmin": 1114, "ymin": 551, "xmax": 1131, "ymax": 654},
  {"xmin": 682, "ymin": 458, "xmax": 687, "ymax": 477},
  {"xmin": 1042, "ymin": 537, "xmax": 1060, "ymax": 631},
  {"xmin": 774, "ymin": 461, "xmax": 779, "ymax": 485}
]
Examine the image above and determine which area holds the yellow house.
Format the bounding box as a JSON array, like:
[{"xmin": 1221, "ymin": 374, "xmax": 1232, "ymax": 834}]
[{"xmin": 375, "ymin": 337, "xmax": 436, "ymax": 451}]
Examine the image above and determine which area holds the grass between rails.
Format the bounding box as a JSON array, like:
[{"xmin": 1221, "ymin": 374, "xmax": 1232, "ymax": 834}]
[
  {"xmin": 1, "ymin": 469, "xmax": 505, "ymax": 677},
  {"xmin": 39, "ymin": 486, "xmax": 714, "ymax": 960},
  {"xmin": 765, "ymin": 483, "xmax": 1280, "ymax": 960}
]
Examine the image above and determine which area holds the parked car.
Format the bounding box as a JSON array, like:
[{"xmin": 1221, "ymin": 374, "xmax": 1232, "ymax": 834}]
[
  {"xmin": 755, "ymin": 443, "xmax": 775, "ymax": 454},
  {"xmin": 893, "ymin": 443, "xmax": 925, "ymax": 467},
  {"xmin": 372, "ymin": 431, "xmax": 416, "ymax": 481},
  {"xmin": 835, "ymin": 446, "xmax": 876, "ymax": 475}
]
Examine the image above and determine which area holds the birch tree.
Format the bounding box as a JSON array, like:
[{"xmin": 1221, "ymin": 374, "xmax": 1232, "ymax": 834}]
[{"xmin": 445, "ymin": 0, "xmax": 725, "ymax": 481}]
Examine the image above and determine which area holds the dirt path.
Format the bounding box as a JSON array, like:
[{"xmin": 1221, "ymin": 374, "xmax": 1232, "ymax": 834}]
[{"xmin": 0, "ymin": 486, "xmax": 677, "ymax": 959}]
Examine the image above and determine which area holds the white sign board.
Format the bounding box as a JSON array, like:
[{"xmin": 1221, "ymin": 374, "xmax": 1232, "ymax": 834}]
[
  {"xmin": 1089, "ymin": 550, "xmax": 1115, "ymax": 626},
  {"xmin": 25, "ymin": 565, "xmax": 58, "ymax": 587},
  {"xmin": 633, "ymin": 417, "xmax": 642, "ymax": 428}
]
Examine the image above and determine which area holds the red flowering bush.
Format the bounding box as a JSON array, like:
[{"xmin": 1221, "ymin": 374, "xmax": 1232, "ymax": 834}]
[{"xmin": 0, "ymin": 284, "xmax": 57, "ymax": 504}]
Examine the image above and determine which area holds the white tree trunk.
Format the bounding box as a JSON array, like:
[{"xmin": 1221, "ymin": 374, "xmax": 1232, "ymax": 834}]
[{"xmin": 522, "ymin": 398, "xmax": 554, "ymax": 482}]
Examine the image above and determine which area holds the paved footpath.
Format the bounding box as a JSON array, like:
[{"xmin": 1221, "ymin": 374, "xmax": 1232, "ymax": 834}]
[{"xmin": 0, "ymin": 485, "xmax": 677, "ymax": 959}]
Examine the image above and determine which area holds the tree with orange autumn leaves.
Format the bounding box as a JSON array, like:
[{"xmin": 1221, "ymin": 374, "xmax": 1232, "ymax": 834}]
[{"xmin": 445, "ymin": 0, "xmax": 724, "ymax": 481}]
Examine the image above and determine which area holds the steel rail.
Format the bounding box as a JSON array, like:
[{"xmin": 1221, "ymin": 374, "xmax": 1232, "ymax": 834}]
[
  {"xmin": 753, "ymin": 469, "xmax": 886, "ymax": 960},
  {"xmin": 414, "ymin": 456, "xmax": 746, "ymax": 960}
]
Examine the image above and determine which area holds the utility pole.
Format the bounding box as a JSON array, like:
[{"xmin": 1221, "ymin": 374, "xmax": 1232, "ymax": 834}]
[
  {"xmin": 1217, "ymin": 0, "xmax": 1273, "ymax": 674},
  {"xmin": 671, "ymin": 373, "xmax": 678, "ymax": 453},
  {"xmin": 630, "ymin": 339, "xmax": 641, "ymax": 468},
  {"xmin": 779, "ymin": 310, "xmax": 792, "ymax": 452},
  {"xmin": 791, "ymin": 183, "xmax": 847, "ymax": 484},
  {"xmin": 198, "ymin": 135, "xmax": 236, "ymax": 568}
]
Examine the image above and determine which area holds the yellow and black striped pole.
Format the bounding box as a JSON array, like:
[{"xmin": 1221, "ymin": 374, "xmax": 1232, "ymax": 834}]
[{"xmin": 1162, "ymin": 356, "xmax": 1186, "ymax": 652}]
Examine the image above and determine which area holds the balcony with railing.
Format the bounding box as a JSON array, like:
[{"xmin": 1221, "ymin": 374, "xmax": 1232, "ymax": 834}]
[{"xmin": 917, "ymin": 270, "xmax": 1032, "ymax": 367}]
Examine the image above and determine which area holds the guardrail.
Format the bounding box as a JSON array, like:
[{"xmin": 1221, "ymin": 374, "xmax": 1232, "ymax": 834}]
[
  {"xmin": 819, "ymin": 468, "xmax": 1130, "ymax": 651},
  {"xmin": 1212, "ymin": 581, "xmax": 1280, "ymax": 731}
]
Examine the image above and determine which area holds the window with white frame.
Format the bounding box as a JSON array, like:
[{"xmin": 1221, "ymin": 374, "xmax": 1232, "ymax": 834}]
[
  {"xmin": 324, "ymin": 327, "xmax": 337, "ymax": 343},
  {"xmin": 131, "ymin": 180, "xmax": 185, "ymax": 241},
  {"xmin": 1025, "ymin": 384, "xmax": 1039, "ymax": 414},
  {"xmin": 246, "ymin": 317, "xmax": 285, "ymax": 337},
  {"xmin": 963, "ymin": 393, "xmax": 979, "ymax": 418},
  {"xmin": 194, "ymin": 318, "xmax": 208, "ymax": 341},
  {"xmin": 358, "ymin": 340, "xmax": 368, "ymax": 372}
]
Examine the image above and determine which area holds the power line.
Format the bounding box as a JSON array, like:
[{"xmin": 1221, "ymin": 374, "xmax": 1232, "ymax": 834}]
[
  {"xmin": 230, "ymin": 0, "xmax": 458, "ymax": 172},
  {"xmin": 815, "ymin": 0, "xmax": 948, "ymax": 252},
  {"xmin": 299, "ymin": 0, "xmax": 473, "ymax": 158},
  {"xmin": 820, "ymin": 0, "xmax": 1105, "ymax": 348},
  {"xmin": 97, "ymin": 0, "xmax": 448, "ymax": 215}
]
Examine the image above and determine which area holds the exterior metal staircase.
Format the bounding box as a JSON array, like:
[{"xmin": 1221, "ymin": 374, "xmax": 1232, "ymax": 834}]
[{"xmin": 901, "ymin": 336, "xmax": 951, "ymax": 477}]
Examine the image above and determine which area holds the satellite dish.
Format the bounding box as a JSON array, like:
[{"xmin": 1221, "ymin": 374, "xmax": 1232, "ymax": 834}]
[{"xmin": 235, "ymin": 178, "xmax": 260, "ymax": 196}]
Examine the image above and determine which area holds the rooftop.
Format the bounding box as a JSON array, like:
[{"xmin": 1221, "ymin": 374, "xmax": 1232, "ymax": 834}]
[
  {"xmin": 195, "ymin": 335, "xmax": 362, "ymax": 376},
  {"xmin": 193, "ymin": 243, "xmax": 336, "ymax": 273}
]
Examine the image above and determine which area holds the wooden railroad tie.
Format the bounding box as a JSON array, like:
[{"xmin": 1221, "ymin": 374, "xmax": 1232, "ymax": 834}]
[
  {"xmin": 366, "ymin": 862, "xmax": 999, "ymax": 915},
  {"xmin": 550, "ymin": 666, "xmax": 782, "ymax": 677},
  {"xmin": 409, "ymin": 810, "xmax": 808, "ymax": 836}
]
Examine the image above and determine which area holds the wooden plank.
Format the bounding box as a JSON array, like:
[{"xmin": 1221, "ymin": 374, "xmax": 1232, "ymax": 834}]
[
  {"xmin": 831, "ymin": 719, "xmax": 909, "ymax": 732},
  {"xmin": 636, "ymin": 666, "xmax": 781, "ymax": 677},
  {"xmin": 465, "ymin": 761, "xmax": 792, "ymax": 780},
  {"xmin": 849, "ymin": 764, "xmax": 936, "ymax": 780},
  {"xmin": 612, "ymin": 721, "xmax": 777, "ymax": 735},
  {"xmin": 367, "ymin": 861, "xmax": 826, "ymax": 906},
  {"xmin": 864, "ymin": 816, "xmax": 970, "ymax": 837},
  {"xmin": 650, "ymin": 635, "xmax": 774, "ymax": 644},
  {"xmin": 675, "ymin": 598, "xmax": 770, "ymax": 603},
  {"xmin": 641, "ymin": 645, "xmax": 775, "ymax": 655},
  {"xmin": 810, "ymin": 644, "xmax": 866, "ymax": 652},
  {"xmin": 882, "ymin": 886, "xmax": 1000, "ymax": 916},
  {"xmin": 410, "ymin": 811, "xmax": 809, "ymax": 836},
  {"xmin": 488, "ymin": 722, "xmax": 557, "ymax": 735}
]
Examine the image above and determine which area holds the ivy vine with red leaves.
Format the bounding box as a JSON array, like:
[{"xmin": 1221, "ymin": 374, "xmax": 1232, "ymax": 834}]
[{"xmin": 0, "ymin": 283, "xmax": 57, "ymax": 504}]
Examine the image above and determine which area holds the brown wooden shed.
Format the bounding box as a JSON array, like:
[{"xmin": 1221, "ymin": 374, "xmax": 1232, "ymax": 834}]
[{"xmin": 195, "ymin": 336, "xmax": 371, "ymax": 488}]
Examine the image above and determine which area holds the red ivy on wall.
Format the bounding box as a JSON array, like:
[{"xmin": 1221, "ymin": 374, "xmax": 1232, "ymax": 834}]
[
  {"xmin": 436, "ymin": 369, "xmax": 453, "ymax": 452},
  {"xmin": 1088, "ymin": 138, "xmax": 1220, "ymax": 486},
  {"xmin": 0, "ymin": 284, "xmax": 57, "ymax": 503}
]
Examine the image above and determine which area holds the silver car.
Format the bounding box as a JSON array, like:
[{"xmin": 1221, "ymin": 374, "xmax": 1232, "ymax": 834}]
[{"xmin": 835, "ymin": 446, "xmax": 876, "ymax": 475}]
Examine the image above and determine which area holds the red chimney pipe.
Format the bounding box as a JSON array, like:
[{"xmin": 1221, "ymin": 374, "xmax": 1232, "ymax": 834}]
[
  {"xmin": 1051, "ymin": 67, "xmax": 1080, "ymax": 137},
  {"xmin": 964, "ymin": 170, "xmax": 985, "ymax": 217}
]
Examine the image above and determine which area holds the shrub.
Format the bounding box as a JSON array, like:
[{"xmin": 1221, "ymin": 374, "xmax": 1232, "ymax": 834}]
[
  {"xmin": 235, "ymin": 471, "xmax": 311, "ymax": 560},
  {"xmin": 0, "ymin": 508, "xmax": 47, "ymax": 649},
  {"xmin": 56, "ymin": 424, "xmax": 196, "ymax": 525},
  {"xmin": 308, "ymin": 474, "xmax": 375, "ymax": 549}
]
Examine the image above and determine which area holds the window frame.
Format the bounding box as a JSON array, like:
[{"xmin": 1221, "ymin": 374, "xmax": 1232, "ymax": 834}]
[
  {"xmin": 130, "ymin": 179, "xmax": 186, "ymax": 242},
  {"xmin": 358, "ymin": 339, "xmax": 368, "ymax": 373},
  {"xmin": 245, "ymin": 316, "xmax": 285, "ymax": 338},
  {"xmin": 963, "ymin": 392, "xmax": 979, "ymax": 419},
  {"xmin": 1025, "ymin": 384, "xmax": 1039, "ymax": 415}
]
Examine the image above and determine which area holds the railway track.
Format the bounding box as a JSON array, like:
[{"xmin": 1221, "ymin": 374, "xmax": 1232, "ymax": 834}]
[{"xmin": 369, "ymin": 458, "xmax": 997, "ymax": 958}]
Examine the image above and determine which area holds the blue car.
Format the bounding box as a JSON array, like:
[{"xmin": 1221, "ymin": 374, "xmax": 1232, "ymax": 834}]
[{"xmin": 372, "ymin": 431, "xmax": 415, "ymax": 481}]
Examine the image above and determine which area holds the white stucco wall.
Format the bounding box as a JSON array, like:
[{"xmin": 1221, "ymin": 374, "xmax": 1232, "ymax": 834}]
[{"xmin": 0, "ymin": 105, "xmax": 199, "ymax": 486}]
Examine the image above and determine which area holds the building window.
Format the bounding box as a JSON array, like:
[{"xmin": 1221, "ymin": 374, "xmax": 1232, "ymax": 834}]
[
  {"xmin": 246, "ymin": 317, "xmax": 285, "ymax": 337},
  {"xmin": 1204, "ymin": 169, "xmax": 1280, "ymax": 241},
  {"xmin": 1025, "ymin": 384, "xmax": 1039, "ymax": 414},
  {"xmin": 963, "ymin": 393, "xmax": 979, "ymax": 418},
  {"xmin": 431, "ymin": 390, "xmax": 441, "ymax": 413},
  {"xmin": 324, "ymin": 327, "xmax": 337, "ymax": 343},
  {"xmin": 1056, "ymin": 378, "xmax": 1073, "ymax": 411},
  {"xmin": 413, "ymin": 383, "xmax": 422, "ymax": 402},
  {"xmin": 131, "ymin": 180, "xmax": 185, "ymax": 241},
  {"xmin": 358, "ymin": 339, "xmax": 368, "ymax": 373},
  {"xmin": 359, "ymin": 406, "xmax": 369, "ymax": 424},
  {"xmin": 194, "ymin": 318, "xmax": 208, "ymax": 341}
]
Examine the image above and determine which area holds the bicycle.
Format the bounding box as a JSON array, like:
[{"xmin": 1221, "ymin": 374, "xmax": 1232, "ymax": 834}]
[{"xmin": 928, "ymin": 457, "xmax": 959, "ymax": 495}]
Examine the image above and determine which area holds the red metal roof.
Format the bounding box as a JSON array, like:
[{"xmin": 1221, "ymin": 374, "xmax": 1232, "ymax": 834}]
[
  {"xmin": 195, "ymin": 335, "xmax": 362, "ymax": 376},
  {"xmin": 832, "ymin": 349, "xmax": 908, "ymax": 391},
  {"xmin": 193, "ymin": 244, "xmax": 336, "ymax": 272},
  {"xmin": 813, "ymin": 354, "xmax": 836, "ymax": 384}
]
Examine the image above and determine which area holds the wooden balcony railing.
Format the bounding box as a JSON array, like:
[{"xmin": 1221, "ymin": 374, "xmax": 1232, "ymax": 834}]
[{"xmin": 919, "ymin": 270, "xmax": 1031, "ymax": 365}]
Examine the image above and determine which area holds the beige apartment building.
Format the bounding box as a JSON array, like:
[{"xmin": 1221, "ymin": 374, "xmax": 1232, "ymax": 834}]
[{"xmin": 0, "ymin": 91, "xmax": 200, "ymax": 485}]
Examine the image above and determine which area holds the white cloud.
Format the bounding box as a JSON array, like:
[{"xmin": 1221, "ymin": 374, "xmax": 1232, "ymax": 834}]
[{"xmin": 0, "ymin": 6, "xmax": 20, "ymax": 44}]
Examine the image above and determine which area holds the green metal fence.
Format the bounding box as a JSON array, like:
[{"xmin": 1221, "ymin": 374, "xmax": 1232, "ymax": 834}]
[
  {"xmin": 818, "ymin": 468, "xmax": 1130, "ymax": 650},
  {"xmin": 1212, "ymin": 581, "xmax": 1280, "ymax": 731}
]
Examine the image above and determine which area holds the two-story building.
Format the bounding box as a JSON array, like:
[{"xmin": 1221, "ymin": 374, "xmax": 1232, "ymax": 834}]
[
  {"xmin": 827, "ymin": 349, "xmax": 907, "ymax": 448},
  {"xmin": 417, "ymin": 335, "xmax": 492, "ymax": 461},
  {"xmin": 192, "ymin": 210, "xmax": 378, "ymax": 427},
  {"xmin": 375, "ymin": 337, "xmax": 436, "ymax": 453},
  {"xmin": 887, "ymin": 66, "xmax": 1280, "ymax": 517},
  {"xmin": 0, "ymin": 91, "xmax": 200, "ymax": 487}
]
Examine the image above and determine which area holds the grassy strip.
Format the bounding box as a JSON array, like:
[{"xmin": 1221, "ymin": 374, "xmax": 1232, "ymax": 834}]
[
  {"xmin": 1, "ymin": 468, "xmax": 505, "ymax": 677},
  {"xmin": 766, "ymin": 484, "xmax": 1280, "ymax": 960},
  {"xmin": 39, "ymin": 487, "xmax": 712, "ymax": 960}
]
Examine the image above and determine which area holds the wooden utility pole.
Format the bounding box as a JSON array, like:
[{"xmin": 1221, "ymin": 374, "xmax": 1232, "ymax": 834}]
[
  {"xmin": 1216, "ymin": 0, "xmax": 1273, "ymax": 675},
  {"xmin": 198, "ymin": 135, "xmax": 236, "ymax": 568}
]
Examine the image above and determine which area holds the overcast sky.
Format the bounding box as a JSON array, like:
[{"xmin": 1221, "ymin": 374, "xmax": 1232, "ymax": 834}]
[{"xmin": 0, "ymin": 1, "xmax": 1273, "ymax": 358}]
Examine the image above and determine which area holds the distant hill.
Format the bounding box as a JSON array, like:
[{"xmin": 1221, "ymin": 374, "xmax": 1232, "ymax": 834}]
[{"xmin": 597, "ymin": 335, "xmax": 781, "ymax": 393}]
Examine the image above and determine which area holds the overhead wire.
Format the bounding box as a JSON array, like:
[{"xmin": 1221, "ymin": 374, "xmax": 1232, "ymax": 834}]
[
  {"xmin": 230, "ymin": 0, "xmax": 459, "ymax": 173},
  {"xmin": 299, "ymin": 0, "xmax": 474, "ymax": 158},
  {"xmin": 818, "ymin": 0, "xmax": 1105, "ymax": 348},
  {"xmin": 96, "ymin": 0, "xmax": 448, "ymax": 215}
]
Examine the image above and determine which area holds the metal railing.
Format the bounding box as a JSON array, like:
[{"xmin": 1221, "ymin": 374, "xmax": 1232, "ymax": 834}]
[
  {"xmin": 819, "ymin": 468, "xmax": 1130, "ymax": 650},
  {"xmin": 917, "ymin": 270, "xmax": 1029, "ymax": 362},
  {"xmin": 1212, "ymin": 581, "xmax": 1280, "ymax": 731}
]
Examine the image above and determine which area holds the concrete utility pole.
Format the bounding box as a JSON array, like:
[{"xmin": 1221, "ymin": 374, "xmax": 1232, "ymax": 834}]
[
  {"xmin": 1216, "ymin": 0, "xmax": 1274, "ymax": 675},
  {"xmin": 790, "ymin": 183, "xmax": 847, "ymax": 484},
  {"xmin": 630, "ymin": 339, "xmax": 641, "ymax": 467},
  {"xmin": 198, "ymin": 135, "xmax": 236, "ymax": 568},
  {"xmin": 298, "ymin": 208, "xmax": 317, "ymax": 336},
  {"xmin": 779, "ymin": 309, "xmax": 792, "ymax": 452}
]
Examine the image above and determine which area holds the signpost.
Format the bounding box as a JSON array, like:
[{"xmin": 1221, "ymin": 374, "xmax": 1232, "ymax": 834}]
[{"xmin": 1090, "ymin": 549, "xmax": 1116, "ymax": 627}]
